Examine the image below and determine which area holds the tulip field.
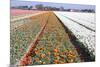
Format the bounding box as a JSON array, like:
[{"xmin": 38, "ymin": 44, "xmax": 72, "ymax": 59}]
[
  {"xmin": 54, "ymin": 11, "xmax": 95, "ymax": 58},
  {"xmin": 30, "ymin": 13, "xmax": 81, "ymax": 65},
  {"xmin": 10, "ymin": 10, "xmax": 50, "ymax": 65},
  {"xmin": 10, "ymin": 9, "xmax": 95, "ymax": 66}
]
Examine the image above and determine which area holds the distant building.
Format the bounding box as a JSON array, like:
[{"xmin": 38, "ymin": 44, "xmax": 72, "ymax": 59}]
[
  {"xmin": 70, "ymin": 9, "xmax": 80, "ymax": 12},
  {"xmin": 31, "ymin": 6, "xmax": 37, "ymax": 10}
]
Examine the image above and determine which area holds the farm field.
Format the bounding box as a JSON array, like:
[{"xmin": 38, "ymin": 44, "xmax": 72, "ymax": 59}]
[
  {"xmin": 54, "ymin": 11, "xmax": 95, "ymax": 57},
  {"xmin": 11, "ymin": 9, "xmax": 44, "ymax": 20},
  {"xmin": 10, "ymin": 9, "xmax": 95, "ymax": 66},
  {"xmin": 10, "ymin": 10, "xmax": 50, "ymax": 65},
  {"xmin": 11, "ymin": 9, "xmax": 40, "ymax": 16},
  {"xmin": 30, "ymin": 12, "xmax": 81, "ymax": 65}
]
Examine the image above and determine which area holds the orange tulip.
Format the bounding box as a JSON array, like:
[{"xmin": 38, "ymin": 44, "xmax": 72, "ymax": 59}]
[
  {"xmin": 54, "ymin": 48, "xmax": 59, "ymax": 53},
  {"xmin": 41, "ymin": 54, "xmax": 46, "ymax": 58},
  {"xmin": 53, "ymin": 60, "xmax": 59, "ymax": 64}
]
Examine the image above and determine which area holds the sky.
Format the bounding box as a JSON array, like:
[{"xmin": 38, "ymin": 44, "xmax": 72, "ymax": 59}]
[
  {"xmin": 11, "ymin": 0, "xmax": 95, "ymax": 10},
  {"xmin": 12, "ymin": 0, "xmax": 95, "ymax": 5}
]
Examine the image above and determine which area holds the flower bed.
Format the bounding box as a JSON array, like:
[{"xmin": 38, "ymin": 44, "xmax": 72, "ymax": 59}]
[
  {"xmin": 10, "ymin": 12, "xmax": 50, "ymax": 65},
  {"xmin": 30, "ymin": 12, "xmax": 81, "ymax": 65}
]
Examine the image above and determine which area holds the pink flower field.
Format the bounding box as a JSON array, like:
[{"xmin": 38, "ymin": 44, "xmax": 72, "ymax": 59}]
[{"xmin": 11, "ymin": 9, "xmax": 40, "ymax": 16}]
